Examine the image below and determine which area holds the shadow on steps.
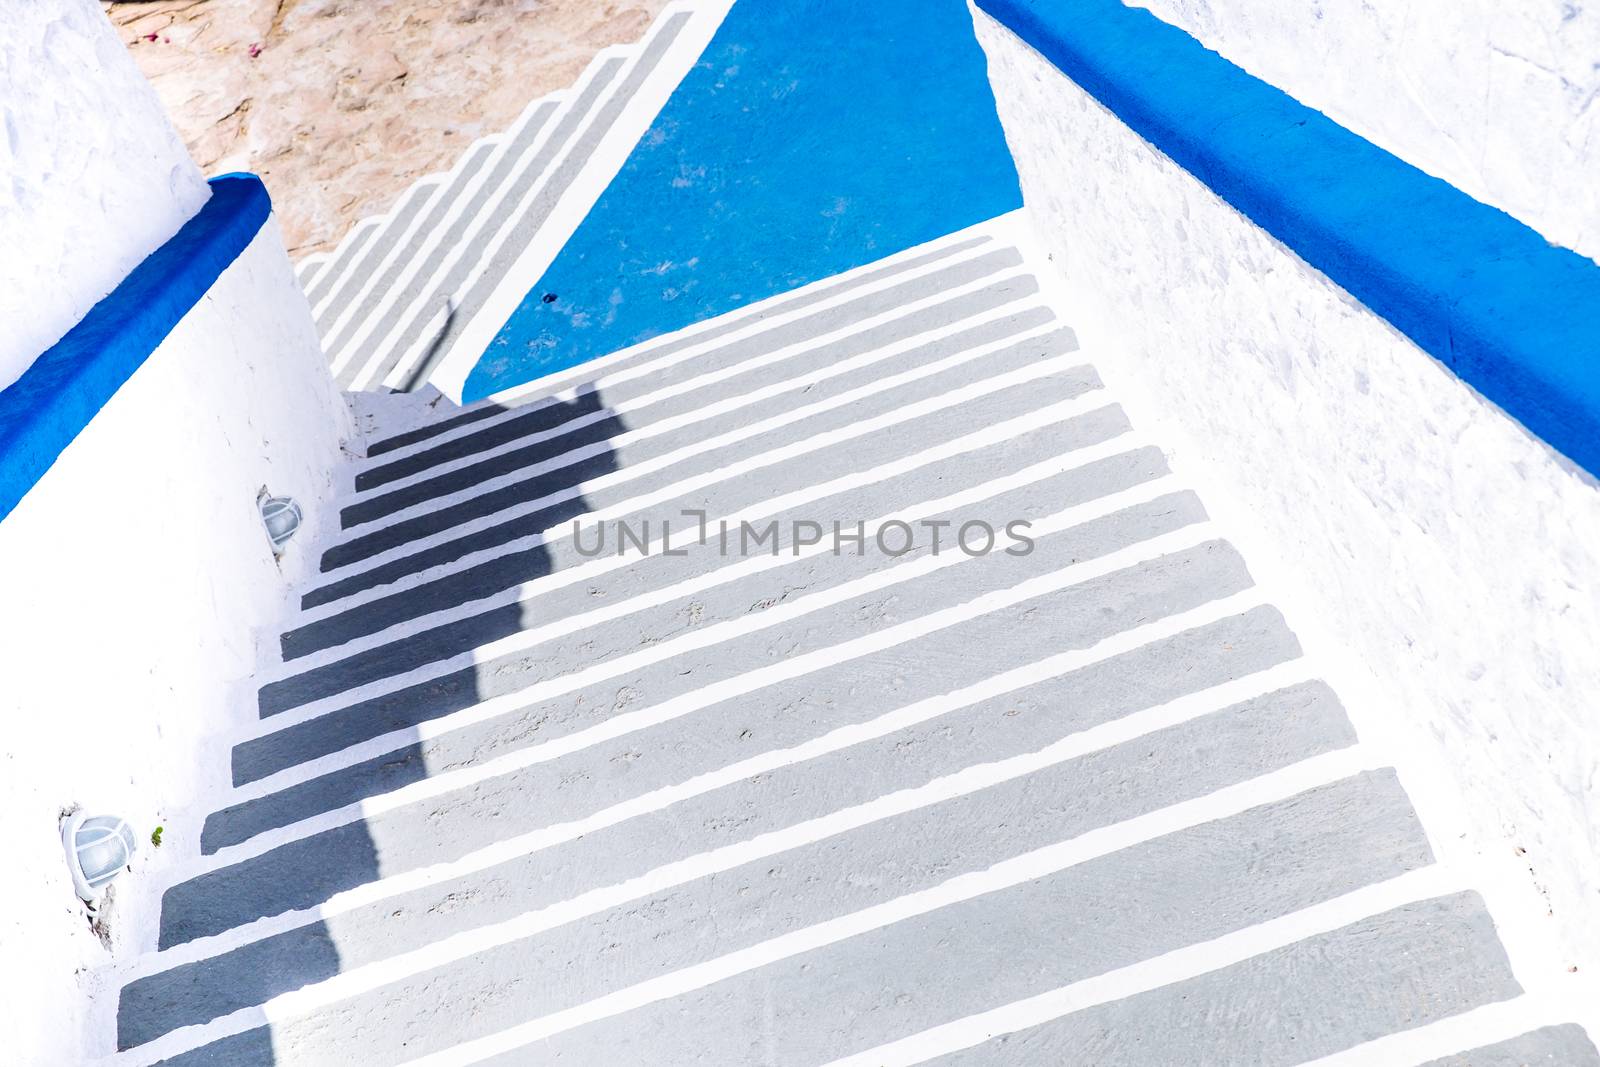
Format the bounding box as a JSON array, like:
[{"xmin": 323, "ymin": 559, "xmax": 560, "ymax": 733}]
[{"xmin": 118, "ymin": 392, "xmax": 623, "ymax": 1063}]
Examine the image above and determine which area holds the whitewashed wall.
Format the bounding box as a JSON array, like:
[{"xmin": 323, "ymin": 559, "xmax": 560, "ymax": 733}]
[
  {"xmin": 0, "ymin": 0, "xmax": 210, "ymax": 390},
  {"xmin": 1126, "ymin": 0, "xmax": 1600, "ymax": 264},
  {"xmin": 974, "ymin": 6, "xmax": 1600, "ymax": 989},
  {"xmin": 0, "ymin": 218, "xmax": 351, "ymax": 1066}
]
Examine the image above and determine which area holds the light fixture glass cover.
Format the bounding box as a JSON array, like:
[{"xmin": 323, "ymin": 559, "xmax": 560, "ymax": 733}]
[
  {"xmin": 259, "ymin": 493, "xmax": 303, "ymax": 552},
  {"xmin": 62, "ymin": 813, "xmax": 137, "ymax": 901}
]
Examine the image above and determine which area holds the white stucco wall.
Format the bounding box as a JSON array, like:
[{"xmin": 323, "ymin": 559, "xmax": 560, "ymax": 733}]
[
  {"xmin": 1124, "ymin": 0, "xmax": 1600, "ymax": 264},
  {"xmin": 0, "ymin": 217, "xmax": 352, "ymax": 1066},
  {"xmin": 0, "ymin": 0, "xmax": 210, "ymax": 391},
  {"xmin": 975, "ymin": 7, "xmax": 1600, "ymax": 990}
]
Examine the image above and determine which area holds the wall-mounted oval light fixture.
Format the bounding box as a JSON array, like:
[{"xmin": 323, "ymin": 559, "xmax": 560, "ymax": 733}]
[
  {"xmin": 62, "ymin": 813, "xmax": 137, "ymax": 901},
  {"xmin": 259, "ymin": 491, "xmax": 303, "ymax": 554}
]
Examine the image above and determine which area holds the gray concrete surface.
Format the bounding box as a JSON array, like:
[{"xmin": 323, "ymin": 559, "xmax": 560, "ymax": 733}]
[{"xmin": 117, "ymin": 249, "xmax": 1576, "ymax": 1065}]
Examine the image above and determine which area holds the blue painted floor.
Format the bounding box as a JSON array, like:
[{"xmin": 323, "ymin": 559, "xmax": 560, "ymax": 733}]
[{"xmin": 463, "ymin": 0, "xmax": 1022, "ymax": 402}]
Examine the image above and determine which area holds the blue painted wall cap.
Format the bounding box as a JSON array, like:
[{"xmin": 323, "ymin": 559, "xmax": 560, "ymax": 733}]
[
  {"xmin": 0, "ymin": 173, "xmax": 274, "ymax": 525},
  {"xmin": 974, "ymin": 0, "xmax": 1600, "ymax": 477}
]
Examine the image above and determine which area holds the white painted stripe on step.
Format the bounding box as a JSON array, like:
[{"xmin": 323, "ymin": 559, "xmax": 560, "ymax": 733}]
[
  {"xmin": 129, "ymin": 590, "xmax": 1281, "ymax": 983},
  {"xmin": 206, "ymin": 518, "xmax": 1216, "ymax": 883},
  {"xmin": 388, "ymin": 748, "xmax": 1397, "ymax": 1067},
  {"xmin": 811, "ymin": 865, "xmax": 1460, "ymax": 1067},
  {"xmin": 118, "ymin": 687, "xmax": 1365, "ymax": 1067},
  {"xmin": 349, "ymin": 257, "xmax": 1034, "ymax": 501},
  {"xmin": 364, "ymin": 215, "xmax": 1013, "ymax": 468},
  {"xmin": 303, "ymin": 346, "xmax": 1092, "ymax": 645},
  {"xmin": 1296, "ymin": 995, "xmax": 1600, "ymax": 1067},
  {"xmin": 420, "ymin": 0, "xmax": 739, "ymax": 400},
  {"xmin": 264, "ymin": 431, "xmax": 1148, "ymax": 729},
  {"xmin": 339, "ymin": 283, "xmax": 1046, "ymax": 541}
]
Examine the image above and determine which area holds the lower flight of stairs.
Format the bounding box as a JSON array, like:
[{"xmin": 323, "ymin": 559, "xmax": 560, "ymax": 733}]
[
  {"xmin": 291, "ymin": 0, "xmax": 718, "ymax": 398},
  {"xmin": 102, "ymin": 224, "xmax": 1596, "ymax": 1067}
]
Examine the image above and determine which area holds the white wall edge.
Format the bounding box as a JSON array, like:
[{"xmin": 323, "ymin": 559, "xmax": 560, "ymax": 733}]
[
  {"xmin": 0, "ymin": 214, "xmax": 353, "ymax": 1064},
  {"xmin": 974, "ymin": 5, "xmax": 1600, "ymax": 1019}
]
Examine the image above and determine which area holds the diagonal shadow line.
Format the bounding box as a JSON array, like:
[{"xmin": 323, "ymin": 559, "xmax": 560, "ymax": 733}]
[{"xmin": 116, "ymin": 389, "xmax": 623, "ymax": 1063}]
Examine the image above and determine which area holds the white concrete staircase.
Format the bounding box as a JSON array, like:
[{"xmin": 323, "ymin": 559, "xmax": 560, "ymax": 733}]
[
  {"xmin": 290, "ymin": 1, "xmax": 727, "ymax": 400},
  {"xmin": 100, "ymin": 220, "xmax": 1597, "ymax": 1066},
  {"xmin": 84, "ymin": 3, "xmax": 1600, "ymax": 1059}
]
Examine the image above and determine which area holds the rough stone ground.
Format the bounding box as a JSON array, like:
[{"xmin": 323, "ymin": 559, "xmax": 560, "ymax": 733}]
[{"xmin": 104, "ymin": 0, "xmax": 671, "ymax": 257}]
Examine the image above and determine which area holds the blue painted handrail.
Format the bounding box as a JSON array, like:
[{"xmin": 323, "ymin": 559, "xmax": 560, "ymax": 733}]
[
  {"xmin": 976, "ymin": 0, "xmax": 1600, "ymax": 478},
  {"xmin": 0, "ymin": 173, "xmax": 272, "ymax": 523}
]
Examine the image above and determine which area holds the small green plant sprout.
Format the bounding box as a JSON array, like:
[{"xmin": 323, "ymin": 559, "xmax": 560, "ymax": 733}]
[{"xmin": 150, "ymin": 826, "xmax": 164, "ymax": 848}]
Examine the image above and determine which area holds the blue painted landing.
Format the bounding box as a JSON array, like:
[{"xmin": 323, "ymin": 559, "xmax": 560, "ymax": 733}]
[{"xmin": 464, "ymin": 0, "xmax": 1023, "ymax": 402}]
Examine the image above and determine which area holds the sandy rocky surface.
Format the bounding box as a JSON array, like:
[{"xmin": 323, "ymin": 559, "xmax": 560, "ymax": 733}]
[{"xmin": 104, "ymin": 0, "xmax": 671, "ymax": 258}]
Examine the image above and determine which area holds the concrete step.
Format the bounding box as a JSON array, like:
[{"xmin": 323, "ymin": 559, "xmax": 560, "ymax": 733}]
[
  {"xmin": 178, "ymin": 526, "xmax": 1258, "ymax": 923},
  {"xmin": 259, "ymin": 384, "xmax": 1121, "ymax": 720},
  {"xmin": 267, "ymin": 349, "xmax": 1093, "ymax": 700},
  {"xmin": 233, "ymin": 449, "xmax": 1192, "ymax": 817},
  {"xmin": 131, "ymin": 621, "xmax": 1311, "ymax": 1038},
  {"xmin": 129, "ymin": 755, "xmax": 1415, "ymax": 1055},
  {"xmin": 297, "ymin": 280, "xmax": 1057, "ymax": 647},
  {"xmin": 325, "ymin": 50, "xmax": 625, "ymax": 391},
  {"xmin": 342, "ymin": 252, "xmax": 1034, "ymax": 527}
]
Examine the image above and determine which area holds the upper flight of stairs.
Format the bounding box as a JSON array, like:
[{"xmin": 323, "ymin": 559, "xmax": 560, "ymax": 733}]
[
  {"xmin": 291, "ymin": 2, "xmax": 716, "ymax": 398},
  {"xmin": 102, "ymin": 222, "xmax": 1600, "ymax": 1066}
]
